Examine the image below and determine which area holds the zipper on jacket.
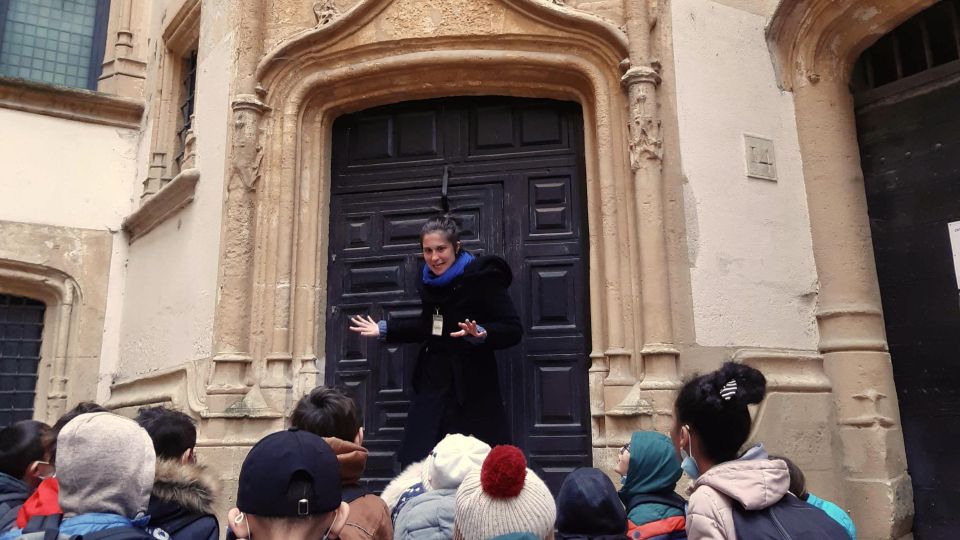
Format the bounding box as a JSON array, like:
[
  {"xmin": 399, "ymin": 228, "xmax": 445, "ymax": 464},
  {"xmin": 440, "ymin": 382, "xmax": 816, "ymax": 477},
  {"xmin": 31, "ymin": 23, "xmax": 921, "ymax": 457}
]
[{"xmin": 770, "ymin": 508, "xmax": 792, "ymax": 540}]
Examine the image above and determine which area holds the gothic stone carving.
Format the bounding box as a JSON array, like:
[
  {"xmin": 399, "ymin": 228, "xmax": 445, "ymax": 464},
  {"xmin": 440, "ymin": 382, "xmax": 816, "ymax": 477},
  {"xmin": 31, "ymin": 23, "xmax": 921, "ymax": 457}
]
[{"xmin": 313, "ymin": 0, "xmax": 339, "ymax": 26}]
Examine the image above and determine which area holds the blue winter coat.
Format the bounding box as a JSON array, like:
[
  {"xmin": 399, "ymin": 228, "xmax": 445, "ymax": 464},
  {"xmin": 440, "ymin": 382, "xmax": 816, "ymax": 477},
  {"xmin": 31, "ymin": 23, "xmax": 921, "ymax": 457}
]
[{"xmin": 393, "ymin": 488, "xmax": 456, "ymax": 540}]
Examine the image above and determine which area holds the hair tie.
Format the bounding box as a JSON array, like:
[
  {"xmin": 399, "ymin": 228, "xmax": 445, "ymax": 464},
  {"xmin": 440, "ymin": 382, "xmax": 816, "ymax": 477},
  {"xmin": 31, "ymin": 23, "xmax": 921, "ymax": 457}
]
[{"xmin": 720, "ymin": 379, "xmax": 738, "ymax": 401}]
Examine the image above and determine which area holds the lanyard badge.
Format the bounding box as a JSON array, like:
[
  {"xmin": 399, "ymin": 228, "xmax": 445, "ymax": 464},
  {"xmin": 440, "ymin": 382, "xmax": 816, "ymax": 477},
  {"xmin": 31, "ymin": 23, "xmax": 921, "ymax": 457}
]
[{"xmin": 432, "ymin": 308, "xmax": 443, "ymax": 336}]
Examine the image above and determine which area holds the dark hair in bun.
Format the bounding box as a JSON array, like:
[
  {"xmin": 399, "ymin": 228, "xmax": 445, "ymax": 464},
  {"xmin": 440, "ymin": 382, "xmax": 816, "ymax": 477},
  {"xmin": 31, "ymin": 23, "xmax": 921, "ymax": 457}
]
[
  {"xmin": 420, "ymin": 215, "xmax": 461, "ymax": 247},
  {"xmin": 674, "ymin": 362, "xmax": 766, "ymax": 463}
]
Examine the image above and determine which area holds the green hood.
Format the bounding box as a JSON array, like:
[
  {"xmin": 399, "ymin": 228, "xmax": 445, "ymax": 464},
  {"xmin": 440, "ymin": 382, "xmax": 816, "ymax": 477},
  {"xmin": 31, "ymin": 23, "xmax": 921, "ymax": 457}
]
[{"xmin": 618, "ymin": 431, "xmax": 684, "ymax": 524}]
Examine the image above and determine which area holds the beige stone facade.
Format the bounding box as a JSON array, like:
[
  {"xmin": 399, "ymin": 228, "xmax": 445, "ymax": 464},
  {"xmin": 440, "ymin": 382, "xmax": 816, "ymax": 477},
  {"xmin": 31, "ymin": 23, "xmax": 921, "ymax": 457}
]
[{"xmin": 0, "ymin": 0, "xmax": 941, "ymax": 537}]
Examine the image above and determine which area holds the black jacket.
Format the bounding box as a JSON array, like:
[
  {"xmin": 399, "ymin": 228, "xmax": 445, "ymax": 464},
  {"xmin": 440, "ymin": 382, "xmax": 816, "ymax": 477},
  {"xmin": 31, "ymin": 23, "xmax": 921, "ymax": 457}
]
[
  {"xmin": 146, "ymin": 459, "xmax": 220, "ymax": 540},
  {"xmin": 556, "ymin": 468, "xmax": 629, "ymax": 540},
  {"xmin": 387, "ymin": 254, "xmax": 522, "ymax": 464}
]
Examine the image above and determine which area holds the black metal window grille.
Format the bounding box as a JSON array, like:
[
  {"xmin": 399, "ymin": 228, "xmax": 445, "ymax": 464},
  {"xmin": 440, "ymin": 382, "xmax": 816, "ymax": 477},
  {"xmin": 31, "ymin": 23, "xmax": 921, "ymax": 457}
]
[
  {"xmin": 174, "ymin": 48, "xmax": 198, "ymax": 173},
  {"xmin": 0, "ymin": 0, "xmax": 111, "ymax": 90},
  {"xmin": 0, "ymin": 294, "xmax": 45, "ymax": 427},
  {"xmin": 853, "ymin": 0, "xmax": 960, "ymax": 93}
]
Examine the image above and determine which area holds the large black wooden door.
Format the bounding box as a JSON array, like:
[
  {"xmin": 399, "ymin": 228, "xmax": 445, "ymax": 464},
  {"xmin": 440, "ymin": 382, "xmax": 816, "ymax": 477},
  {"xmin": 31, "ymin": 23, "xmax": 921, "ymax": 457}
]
[
  {"xmin": 0, "ymin": 294, "xmax": 45, "ymax": 427},
  {"xmin": 326, "ymin": 97, "xmax": 592, "ymax": 492},
  {"xmin": 856, "ymin": 67, "xmax": 960, "ymax": 538}
]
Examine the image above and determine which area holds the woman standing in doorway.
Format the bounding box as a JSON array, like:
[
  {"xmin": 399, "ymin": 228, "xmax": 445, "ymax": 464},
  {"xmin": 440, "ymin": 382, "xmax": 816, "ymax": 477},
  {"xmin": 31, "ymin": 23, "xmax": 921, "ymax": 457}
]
[{"xmin": 349, "ymin": 215, "xmax": 523, "ymax": 466}]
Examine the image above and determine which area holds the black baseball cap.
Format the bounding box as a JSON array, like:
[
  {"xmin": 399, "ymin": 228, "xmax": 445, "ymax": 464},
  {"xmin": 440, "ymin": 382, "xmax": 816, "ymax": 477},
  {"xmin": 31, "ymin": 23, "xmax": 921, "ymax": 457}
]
[{"xmin": 237, "ymin": 427, "xmax": 342, "ymax": 517}]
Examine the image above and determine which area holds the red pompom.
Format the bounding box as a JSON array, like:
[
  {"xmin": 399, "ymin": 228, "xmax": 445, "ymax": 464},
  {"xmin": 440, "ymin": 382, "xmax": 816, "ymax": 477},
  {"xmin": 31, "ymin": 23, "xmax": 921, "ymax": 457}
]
[{"xmin": 480, "ymin": 445, "xmax": 527, "ymax": 498}]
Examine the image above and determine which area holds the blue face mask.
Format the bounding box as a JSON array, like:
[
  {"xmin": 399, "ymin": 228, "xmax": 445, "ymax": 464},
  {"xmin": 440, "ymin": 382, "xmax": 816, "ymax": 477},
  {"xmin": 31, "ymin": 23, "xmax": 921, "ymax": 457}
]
[{"xmin": 680, "ymin": 426, "xmax": 701, "ymax": 480}]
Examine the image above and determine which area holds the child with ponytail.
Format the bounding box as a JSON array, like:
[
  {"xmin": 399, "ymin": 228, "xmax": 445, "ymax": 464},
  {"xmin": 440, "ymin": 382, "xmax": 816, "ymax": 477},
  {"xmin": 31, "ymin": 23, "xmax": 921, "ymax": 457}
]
[
  {"xmin": 671, "ymin": 362, "xmax": 849, "ymax": 540},
  {"xmin": 670, "ymin": 362, "xmax": 788, "ymax": 540}
]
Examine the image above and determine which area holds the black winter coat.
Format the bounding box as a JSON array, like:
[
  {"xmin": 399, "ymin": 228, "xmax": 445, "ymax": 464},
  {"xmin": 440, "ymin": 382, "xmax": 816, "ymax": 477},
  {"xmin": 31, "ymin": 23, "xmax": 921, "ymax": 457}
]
[
  {"xmin": 146, "ymin": 459, "xmax": 219, "ymax": 540},
  {"xmin": 386, "ymin": 254, "xmax": 522, "ymax": 465}
]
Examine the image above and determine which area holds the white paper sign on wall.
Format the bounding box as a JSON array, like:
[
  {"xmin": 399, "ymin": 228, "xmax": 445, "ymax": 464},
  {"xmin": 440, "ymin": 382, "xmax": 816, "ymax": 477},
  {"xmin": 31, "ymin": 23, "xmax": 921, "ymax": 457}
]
[{"xmin": 949, "ymin": 220, "xmax": 960, "ymax": 289}]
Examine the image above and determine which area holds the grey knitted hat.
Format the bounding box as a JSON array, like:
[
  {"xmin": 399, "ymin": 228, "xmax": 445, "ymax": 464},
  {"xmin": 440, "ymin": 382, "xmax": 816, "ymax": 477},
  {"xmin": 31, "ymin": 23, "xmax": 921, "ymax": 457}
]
[
  {"xmin": 454, "ymin": 445, "xmax": 556, "ymax": 540},
  {"xmin": 57, "ymin": 412, "xmax": 156, "ymax": 518}
]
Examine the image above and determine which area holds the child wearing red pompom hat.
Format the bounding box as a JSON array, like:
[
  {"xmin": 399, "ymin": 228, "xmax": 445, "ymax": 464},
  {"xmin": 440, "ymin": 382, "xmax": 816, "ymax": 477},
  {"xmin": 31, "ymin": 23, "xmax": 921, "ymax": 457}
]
[{"xmin": 453, "ymin": 445, "xmax": 556, "ymax": 540}]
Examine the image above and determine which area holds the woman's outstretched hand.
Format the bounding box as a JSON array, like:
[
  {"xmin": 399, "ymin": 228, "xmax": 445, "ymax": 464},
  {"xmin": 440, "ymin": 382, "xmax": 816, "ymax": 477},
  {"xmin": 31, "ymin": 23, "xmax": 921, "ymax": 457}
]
[
  {"xmin": 349, "ymin": 315, "xmax": 380, "ymax": 337},
  {"xmin": 451, "ymin": 319, "xmax": 486, "ymax": 339}
]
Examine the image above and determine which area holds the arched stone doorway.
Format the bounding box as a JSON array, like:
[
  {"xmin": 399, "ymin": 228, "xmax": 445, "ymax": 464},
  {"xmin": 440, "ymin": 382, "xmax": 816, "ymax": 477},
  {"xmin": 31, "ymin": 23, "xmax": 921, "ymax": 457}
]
[
  {"xmin": 768, "ymin": 0, "xmax": 948, "ymax": 537},
  {"xmin": 852, "ymin": 2, "xmax": 960, "ymax": 536},
  {"xmin": 205, "ymin": 0, "xmax": 683, "ymax": 474}
]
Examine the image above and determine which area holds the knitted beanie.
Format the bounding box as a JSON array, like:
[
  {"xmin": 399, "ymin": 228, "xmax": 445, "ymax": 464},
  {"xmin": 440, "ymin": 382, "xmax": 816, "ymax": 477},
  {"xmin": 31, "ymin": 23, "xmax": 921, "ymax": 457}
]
[
  {"xmin": 454, "ymin": 446, "xmax": 557, "ymax": 540},
  {"xmin": 423, "ymin": 433, "xmax": 492, "ymax": 490},
  {"xmin": 57, "ymin": 412, "xmax": 156, "ymax": 519}
]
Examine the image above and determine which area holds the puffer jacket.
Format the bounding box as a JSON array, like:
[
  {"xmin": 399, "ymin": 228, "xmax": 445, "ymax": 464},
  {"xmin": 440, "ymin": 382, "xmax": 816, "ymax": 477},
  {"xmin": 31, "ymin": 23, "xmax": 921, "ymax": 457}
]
[
  {"xmin": 382, "ymin": 460, "xmax": 426, "ymax": 513},
  {"xmin": 393, "ymin": 488, "xmax": 456, "ymax": 540},
  {"xmin": 325, "ymin": 438, "xmax": 393, "ymax": 540},
  {"xmin": 685, "ymin": 444, "xmax": 789, "ymax": 540},
  {"xmin": 146, "ymin": 459, "xmax": 220, "ymax": 540}
]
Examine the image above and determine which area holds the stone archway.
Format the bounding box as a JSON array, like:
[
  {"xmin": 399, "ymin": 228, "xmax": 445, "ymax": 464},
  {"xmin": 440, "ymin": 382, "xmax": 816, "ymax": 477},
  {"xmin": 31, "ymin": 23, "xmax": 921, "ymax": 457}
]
[
  {"xmin": 767, "ymin": 1, "xmax": 939, "ymax": 538},
  {"xmin": 203, "ymin": 0, "xmax": 683, "ymax": 465}
]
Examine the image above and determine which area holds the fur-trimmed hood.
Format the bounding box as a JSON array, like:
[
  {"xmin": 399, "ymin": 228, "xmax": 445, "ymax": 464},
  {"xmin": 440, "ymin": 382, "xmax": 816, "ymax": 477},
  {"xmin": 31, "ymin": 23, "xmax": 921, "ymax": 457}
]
[{"xmin": 150, "ymin": 459, "xmax": 220, "ymax": 515}]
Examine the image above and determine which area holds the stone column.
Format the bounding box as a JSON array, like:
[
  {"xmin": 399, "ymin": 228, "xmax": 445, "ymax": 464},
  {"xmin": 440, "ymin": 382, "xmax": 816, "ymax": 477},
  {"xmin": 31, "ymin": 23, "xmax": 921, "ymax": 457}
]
[
  {"xmin": 792, "ymin": 77, "xmax": 913, "ymax": 540},
  {"xmin": 608, "ymin": 0, "xmax": 681, "ymax": 435},
  {"xmin": 207, "ymin": 1, "xmax": 270, "ymax": 412}
]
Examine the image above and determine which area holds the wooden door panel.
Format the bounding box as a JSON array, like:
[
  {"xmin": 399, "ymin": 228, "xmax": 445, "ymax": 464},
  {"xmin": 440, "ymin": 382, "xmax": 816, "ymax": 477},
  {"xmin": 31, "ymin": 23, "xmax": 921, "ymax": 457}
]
[
  {"xmin": 857, "ymin": 73, "xmax": 960, "ymax": 536},
  {"xmin": 328, "ymin": 97, "xmax": 591, "ymax": 493}
]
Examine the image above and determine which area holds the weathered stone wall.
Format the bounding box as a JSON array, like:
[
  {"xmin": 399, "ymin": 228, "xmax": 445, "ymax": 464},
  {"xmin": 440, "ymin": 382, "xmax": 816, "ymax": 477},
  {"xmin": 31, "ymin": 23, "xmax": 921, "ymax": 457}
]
[{"xmin": 115, "ymin": 0, "xmax": 233, "ymax": 378}]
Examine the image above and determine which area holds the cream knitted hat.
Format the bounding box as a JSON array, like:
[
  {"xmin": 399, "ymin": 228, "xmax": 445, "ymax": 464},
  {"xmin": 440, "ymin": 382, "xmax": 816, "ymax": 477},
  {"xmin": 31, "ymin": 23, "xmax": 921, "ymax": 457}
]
[
  {"xmin": 422, "ymin": 433, "xmax": 492, "ymax": 490},
  {"xmin": 454, "ymin": 445, "xmax": 557, "ymax": 540}
]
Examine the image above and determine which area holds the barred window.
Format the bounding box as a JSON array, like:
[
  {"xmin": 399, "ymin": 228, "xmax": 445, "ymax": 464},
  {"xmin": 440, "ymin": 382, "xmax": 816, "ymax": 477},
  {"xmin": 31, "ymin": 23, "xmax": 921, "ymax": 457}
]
[
  {"xmin": 173, "ymin": 49, "xmax": 197, "ymax": 174},
  {"xmin": 0, "ymin": 0, "xmax": 110, "ymax": 90},
  {"xmin": 853, "ymin": 0, "xmax": 960, "ymax": 93},
  {"xmin": 0, "ymin": 294, "xmax": 44, "ymax": 427}
]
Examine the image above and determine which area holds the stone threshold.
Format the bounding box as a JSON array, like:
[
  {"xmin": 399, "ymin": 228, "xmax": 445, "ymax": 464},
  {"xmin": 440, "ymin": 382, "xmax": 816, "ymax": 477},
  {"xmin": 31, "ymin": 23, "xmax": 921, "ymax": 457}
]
[{"xmin": 0, "ymin": 76, "xmax": 143, "ymax": 129}]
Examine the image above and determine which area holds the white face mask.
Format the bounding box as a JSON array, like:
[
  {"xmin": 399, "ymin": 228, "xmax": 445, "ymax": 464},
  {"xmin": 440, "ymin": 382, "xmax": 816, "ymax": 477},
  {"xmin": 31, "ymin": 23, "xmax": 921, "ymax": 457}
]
[{"xmin": 680, "ymin": 426, "xmax": 701, "ymax": 480}]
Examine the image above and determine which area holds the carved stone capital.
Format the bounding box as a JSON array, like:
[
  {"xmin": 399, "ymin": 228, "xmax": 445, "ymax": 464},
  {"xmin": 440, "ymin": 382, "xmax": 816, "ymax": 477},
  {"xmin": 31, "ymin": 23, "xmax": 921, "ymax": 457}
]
[{"xmin": 621, "ymin": 65, "xmax": 662, "ymax": 87}]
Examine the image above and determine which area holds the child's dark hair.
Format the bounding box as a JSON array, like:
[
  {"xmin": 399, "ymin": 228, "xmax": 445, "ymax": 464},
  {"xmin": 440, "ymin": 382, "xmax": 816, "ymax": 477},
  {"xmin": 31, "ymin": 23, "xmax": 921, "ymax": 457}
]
[
  {"xmin": 291, "ymin": 387, "xmax": 363, "ymax": 442},
  {"xmin": 420, "ymin": 215, "xmax": 460, "ymax": 247},
  {"xmin": 674, "ymin": 361, "xmax": 767, "ymax": 463},
  {"xmin": 0, "ymin": 420, "xmax": 51, "ymax": 479},
  {"xmin": 135, "ymin": 405, "xmax": 198, "ymax": 460},
  {"xmin": 770, "ymin": 455, "xmax": 808, "ymax": 500},
  {"xmin": 50, "ymin": 401, "xmax": 108, "ymax": 463}
]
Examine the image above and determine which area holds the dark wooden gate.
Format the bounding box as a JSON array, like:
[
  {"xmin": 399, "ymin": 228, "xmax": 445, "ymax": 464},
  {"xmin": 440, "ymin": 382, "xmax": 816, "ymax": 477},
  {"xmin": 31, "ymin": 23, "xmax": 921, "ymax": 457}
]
[
  {"xmin": 855, "ymin": 4, "xmax": 960, "ymax": 534},
  {"xmin": 0, "ymin": 294, "xmax": 45, "ymax": 427},
  {"xmin": 325, "ymin": 96, "xmax": 592, "ymax": 492}
]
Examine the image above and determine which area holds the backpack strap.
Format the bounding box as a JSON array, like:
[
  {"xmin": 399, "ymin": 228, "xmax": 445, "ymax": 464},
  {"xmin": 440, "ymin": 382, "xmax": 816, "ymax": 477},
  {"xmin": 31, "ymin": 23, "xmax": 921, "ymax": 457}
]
[
  {"xmin": 18, "ymin": 513, "xmax": 66, "ymax": 540},
  {"xmin": 74, "ymin": 526, "xmax": 163, "ymax": 540},
  {"xmin": 0, "ymin": 501, "xmax": 21, "ymax": 533}
]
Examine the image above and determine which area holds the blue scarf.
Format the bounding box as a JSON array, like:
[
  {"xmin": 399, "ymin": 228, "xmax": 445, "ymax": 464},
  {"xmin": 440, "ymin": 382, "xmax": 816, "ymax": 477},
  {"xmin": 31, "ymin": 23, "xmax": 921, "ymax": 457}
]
[{"xmin": 422, "ymin": 251, "xmax": 474, "ymax": 288}]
